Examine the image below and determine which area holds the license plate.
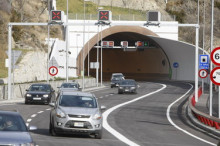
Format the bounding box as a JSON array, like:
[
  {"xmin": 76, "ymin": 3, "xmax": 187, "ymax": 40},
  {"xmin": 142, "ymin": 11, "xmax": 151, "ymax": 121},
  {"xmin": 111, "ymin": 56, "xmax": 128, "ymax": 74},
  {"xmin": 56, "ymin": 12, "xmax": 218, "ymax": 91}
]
[
  {"xmin": 116, "ymin": 84, "xmax": 119, "ymax": 86},
  {"xmin": 33, "ymin": 97, "xmax": 41, "ymax": 100},
  {"xmin": 125, "ymin": 89, "xmax": 129, "ymax": 92},
  {"xmin": 74, "ymin": 122, "xmax": 84, "ymax": 127}
]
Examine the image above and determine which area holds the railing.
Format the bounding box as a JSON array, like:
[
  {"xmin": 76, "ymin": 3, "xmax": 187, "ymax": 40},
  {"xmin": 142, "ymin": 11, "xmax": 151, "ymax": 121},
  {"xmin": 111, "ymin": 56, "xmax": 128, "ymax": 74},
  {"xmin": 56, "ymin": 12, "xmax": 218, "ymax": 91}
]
[
  {"xmin": 189, "ymin": 87, "xmax": 220, "ymax": 130},
  {"xmin": 68, "ymin": 13, "xmax": 176, "ymax": 21}
]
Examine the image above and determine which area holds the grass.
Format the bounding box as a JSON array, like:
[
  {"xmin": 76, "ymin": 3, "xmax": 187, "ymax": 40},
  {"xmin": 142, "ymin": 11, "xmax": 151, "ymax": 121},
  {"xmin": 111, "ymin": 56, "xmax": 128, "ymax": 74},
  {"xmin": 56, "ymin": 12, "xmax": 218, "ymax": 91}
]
[{"xmin": 56, "ymin": 0, "xmax": 146, "ymax": 20}]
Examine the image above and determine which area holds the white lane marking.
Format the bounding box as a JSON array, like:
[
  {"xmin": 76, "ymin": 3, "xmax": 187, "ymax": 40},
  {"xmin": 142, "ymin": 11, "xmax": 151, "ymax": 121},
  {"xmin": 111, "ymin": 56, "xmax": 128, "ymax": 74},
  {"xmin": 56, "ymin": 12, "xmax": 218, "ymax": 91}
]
[
  {"xmin": 87, "ymin": 87, "xmax": 109, "ymax": 93},
  {"xmin": 27, "ymin": 119, "xmax": 32, "ymax": 122},
  {"xmin": 103, "ymin": 84, "xmax": 166, "ymax": 146},
  {"xmin": 38, "ymin": 111, "xmax": 44, "ymax": 114},
  {"xmin": 31, "ymin": 114, "xmax": 37, "ymax": 118},
  {"xmin": 105, "ymin": 95, "xmax": 109, "ymax": 97},
  {"xmin": 166, "ymin": 84, "xmax": 216, "ymax": 146},
  {"xmin": 99, "ymin": 96, "xmax": 103, "ymax": 99},
  {"xmin": 46, "ymin": 108, "xmax": 51, "ymax": 111},
  {"xmin": 26, "ymin": 123, "xmax": 29, "ymax": 127}
]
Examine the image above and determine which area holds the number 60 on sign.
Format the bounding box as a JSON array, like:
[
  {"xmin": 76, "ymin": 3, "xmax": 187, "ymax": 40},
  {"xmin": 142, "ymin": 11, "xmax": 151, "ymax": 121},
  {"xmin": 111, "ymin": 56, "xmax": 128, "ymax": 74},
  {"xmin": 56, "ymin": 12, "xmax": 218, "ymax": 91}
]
[{"xmin": 211, "ymin": 47, "xmax": 220, "ymax": 66}]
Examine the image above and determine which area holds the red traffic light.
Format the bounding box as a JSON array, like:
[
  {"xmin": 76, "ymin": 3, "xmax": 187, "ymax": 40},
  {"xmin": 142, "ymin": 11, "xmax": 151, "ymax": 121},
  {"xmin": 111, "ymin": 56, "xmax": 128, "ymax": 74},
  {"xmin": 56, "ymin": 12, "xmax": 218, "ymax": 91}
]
[
  {"xmin": 108, "ymin": 41, "xmax": 114, "ymax": 47},
  {"xmin": 136, "ymin": 41, "xmax": 143, "ymax": 47},
  {"xmin": 51, "ymin": 10, "xmax": 62, "ymax": 21}
]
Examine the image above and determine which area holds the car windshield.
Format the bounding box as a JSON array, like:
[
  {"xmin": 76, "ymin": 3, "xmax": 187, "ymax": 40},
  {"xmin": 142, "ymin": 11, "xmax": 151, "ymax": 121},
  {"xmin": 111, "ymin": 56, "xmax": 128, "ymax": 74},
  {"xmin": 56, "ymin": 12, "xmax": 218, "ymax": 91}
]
[
  {"xmin": 29, "ymin": 85, "xmax": 50, "ymax": 92},
  {"xmin": 61, "ymin": 83, "xmax": 78, "ymax": 88},
  {"xmin": 121, "ymin": 80, "xmax": 135, "ymax": 85},
  {"xmin": 59, "ymin": 95, "xmax": 97, "ymax": 108},
  {"xmin": 0, "ymin": 114, "xmax": 27, "ymax": 132},
  {"xmin": 112, "ymin": 75, "xmax": 124, "ymax": 80}
]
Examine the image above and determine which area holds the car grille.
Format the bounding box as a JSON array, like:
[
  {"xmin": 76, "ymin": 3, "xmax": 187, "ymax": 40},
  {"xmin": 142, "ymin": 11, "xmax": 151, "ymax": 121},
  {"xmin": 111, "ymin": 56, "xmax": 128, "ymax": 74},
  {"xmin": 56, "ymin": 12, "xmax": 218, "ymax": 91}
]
[
  {"xmin": 65, "ymin": 120, "xmax": 92, "ymax": 129},
  {"xmin": 68, "ymin": 114, "xmax": 90, "ymax": 118}
]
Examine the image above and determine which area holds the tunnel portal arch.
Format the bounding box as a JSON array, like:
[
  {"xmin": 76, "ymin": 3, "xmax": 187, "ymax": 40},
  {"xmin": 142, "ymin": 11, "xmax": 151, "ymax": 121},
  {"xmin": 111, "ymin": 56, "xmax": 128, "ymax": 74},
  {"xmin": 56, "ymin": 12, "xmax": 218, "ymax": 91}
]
[{"xmin": 77, "ymin": 25, "xmax": 171, "ymax": 81}]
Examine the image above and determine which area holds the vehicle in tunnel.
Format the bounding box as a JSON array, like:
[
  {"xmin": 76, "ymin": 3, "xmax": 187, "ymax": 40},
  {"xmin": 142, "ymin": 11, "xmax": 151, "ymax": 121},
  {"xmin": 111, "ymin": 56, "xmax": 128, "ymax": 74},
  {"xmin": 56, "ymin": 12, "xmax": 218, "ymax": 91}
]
[
  {"xmin": 110, "ymin": 73, "xmax": 125, "ymax": 88},
  {"xmin": 118, "ymin": 79, "xmax": 137, "ymax": 94}
]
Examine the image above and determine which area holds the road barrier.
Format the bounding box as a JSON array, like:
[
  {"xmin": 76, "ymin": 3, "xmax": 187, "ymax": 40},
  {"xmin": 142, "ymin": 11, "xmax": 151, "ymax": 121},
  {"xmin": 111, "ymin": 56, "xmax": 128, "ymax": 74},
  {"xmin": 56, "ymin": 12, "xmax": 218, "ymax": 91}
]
[{"xmin": 188, "ymin": 87, "xmax": 220, "ymax": 131}]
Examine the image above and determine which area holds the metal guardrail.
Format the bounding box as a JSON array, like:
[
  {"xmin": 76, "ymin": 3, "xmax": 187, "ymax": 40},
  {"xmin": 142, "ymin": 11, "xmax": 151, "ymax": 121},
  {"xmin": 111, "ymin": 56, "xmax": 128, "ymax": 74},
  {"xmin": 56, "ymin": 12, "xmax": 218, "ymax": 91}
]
[{"xmin": 188, "ymin": 87, "xmax": 220, "ymax": 130}]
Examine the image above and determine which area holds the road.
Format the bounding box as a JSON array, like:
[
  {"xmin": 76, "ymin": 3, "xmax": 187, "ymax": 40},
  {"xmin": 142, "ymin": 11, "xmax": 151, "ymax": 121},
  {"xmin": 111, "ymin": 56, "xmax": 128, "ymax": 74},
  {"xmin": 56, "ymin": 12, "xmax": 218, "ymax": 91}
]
[{"xmin": 0, "ymin": 81, "xmax": 219, "ymax": 146}]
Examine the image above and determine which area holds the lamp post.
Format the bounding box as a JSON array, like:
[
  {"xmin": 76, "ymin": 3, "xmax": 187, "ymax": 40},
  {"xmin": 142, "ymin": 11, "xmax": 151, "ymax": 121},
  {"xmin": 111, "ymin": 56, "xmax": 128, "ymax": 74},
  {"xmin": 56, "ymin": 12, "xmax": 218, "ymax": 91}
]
[{"xmin": 66, "ymin": 0, "xmax": 69, "ymax": 82}]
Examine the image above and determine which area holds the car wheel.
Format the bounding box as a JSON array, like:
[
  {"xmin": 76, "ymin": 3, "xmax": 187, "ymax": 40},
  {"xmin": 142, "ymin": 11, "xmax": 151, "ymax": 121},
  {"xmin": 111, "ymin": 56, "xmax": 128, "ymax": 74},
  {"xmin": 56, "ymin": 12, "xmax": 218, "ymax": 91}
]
[
  {"xmin": 111, "ymin": 85, "xmax": 113, "ymax": 88},
  {"xmin": 95, "ymin": 129, "xmax": 102, "ymax": 139},
  {"xmin": 25, "ymin": 99, "xmax": 28, "ymax": 104}
]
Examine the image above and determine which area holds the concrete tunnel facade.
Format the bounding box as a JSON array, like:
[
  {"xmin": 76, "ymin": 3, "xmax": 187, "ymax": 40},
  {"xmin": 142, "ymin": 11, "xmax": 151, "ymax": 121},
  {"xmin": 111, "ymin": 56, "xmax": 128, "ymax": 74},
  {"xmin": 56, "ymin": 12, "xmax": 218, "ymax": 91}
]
[{"xmin": 77, "ymin": 25, "xmax": 208, "ymax": 82}]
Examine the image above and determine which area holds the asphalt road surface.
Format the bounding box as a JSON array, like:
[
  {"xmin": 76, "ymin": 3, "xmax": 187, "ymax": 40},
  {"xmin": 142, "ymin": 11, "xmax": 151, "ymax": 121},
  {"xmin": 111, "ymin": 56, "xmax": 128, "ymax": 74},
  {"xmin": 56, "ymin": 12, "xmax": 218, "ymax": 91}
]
[{"xmin": 0, "ymin": 81, "xmax": 219, "ymax": 146}]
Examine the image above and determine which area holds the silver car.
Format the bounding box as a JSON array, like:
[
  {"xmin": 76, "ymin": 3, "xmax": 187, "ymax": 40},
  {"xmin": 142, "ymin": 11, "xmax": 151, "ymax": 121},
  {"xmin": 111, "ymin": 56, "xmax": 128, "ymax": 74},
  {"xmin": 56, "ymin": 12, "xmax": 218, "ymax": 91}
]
[
  {"xmin": 0, "ymin": 110, "xmax": 36, "ymax": 145},
  {"xmin": 49, "ymin": 91, "xmax": 105, "ymax": 139}
]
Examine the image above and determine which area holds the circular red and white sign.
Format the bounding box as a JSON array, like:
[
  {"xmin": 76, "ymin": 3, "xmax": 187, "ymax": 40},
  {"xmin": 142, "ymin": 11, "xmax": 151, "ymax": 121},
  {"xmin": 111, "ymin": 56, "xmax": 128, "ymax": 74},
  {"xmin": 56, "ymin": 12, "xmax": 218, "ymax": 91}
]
[
  {"xmin": 210, "ymin": 47, "xmax": 220, "ymax": 66},
  {"xmin": 210, "ymin": 67, "xmax": 220, "ymax": 85},
  {"xmin": 199, "ymin": 69, "xmax": 208, "ymax": 78},
  {"xmin": 49, "ymin": 66, "xmax": 58, "ymax": 76}
]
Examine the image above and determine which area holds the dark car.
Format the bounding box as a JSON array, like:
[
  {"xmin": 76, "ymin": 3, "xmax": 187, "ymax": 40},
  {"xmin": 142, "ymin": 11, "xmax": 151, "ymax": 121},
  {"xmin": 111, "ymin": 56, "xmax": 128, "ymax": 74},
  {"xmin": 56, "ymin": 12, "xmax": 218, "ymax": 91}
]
[
  {"xmin": 118, "ymin": 79, "xmax": 137, "ymax": 94},
  {"xmin": 110, "ymin": 73, "xmax": 125, "ymax": 88},
  {"xmin": 0, "ymin": 110, "xmax": 36, "ymax": 145},
  {"xmin": 58, "ymin": 82, "xmax": 81, "ymax": 92},
  {"xmin": 25, "ymin": 83, "xmax": 55, "ymax": 104}
]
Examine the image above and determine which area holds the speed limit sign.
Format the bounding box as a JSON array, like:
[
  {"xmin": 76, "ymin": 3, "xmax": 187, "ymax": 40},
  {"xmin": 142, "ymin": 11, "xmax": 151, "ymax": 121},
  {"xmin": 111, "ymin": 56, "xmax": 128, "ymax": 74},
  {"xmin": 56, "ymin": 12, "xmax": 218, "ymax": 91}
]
[{"xmin": 210, "ymin": 47, "xmax": 220, "ymax": 66}]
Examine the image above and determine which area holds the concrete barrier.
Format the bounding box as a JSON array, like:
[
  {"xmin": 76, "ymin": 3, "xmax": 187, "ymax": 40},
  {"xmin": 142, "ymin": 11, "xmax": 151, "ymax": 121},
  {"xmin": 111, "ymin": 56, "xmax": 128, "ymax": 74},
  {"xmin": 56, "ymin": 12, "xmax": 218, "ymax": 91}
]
[{"xmin": 0, "ymin": 78, "xmax": 96, "ymax": 99}]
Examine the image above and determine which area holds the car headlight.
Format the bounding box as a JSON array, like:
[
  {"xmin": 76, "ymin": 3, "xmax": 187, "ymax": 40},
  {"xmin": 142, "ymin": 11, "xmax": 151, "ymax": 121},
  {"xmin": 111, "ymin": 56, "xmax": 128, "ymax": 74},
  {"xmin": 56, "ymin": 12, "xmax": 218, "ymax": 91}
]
[
  {"xmin": 21, "ymin": 143, "xmax": 35, "ymax": 146},
  {"xmin": 119, "ymin": 86, "xmax": 123, "ymax": 89},
  {"xmin": 93, "ymin": 113, "xmax": 102, "ymax": 120},
  {"xmin": 43, "ymin": 94, "xmax": 49, "ymax": 98},
  {"xmin": 131, "ymin": 87, "xmax": 136, "ymax": 89},
  {"xmin": 56, "ymin": 109, "xmax": 66, "ymax": 118},
  {"xmin": 26, "ymin": 94, "xmax": 32, "ymax": 97}
]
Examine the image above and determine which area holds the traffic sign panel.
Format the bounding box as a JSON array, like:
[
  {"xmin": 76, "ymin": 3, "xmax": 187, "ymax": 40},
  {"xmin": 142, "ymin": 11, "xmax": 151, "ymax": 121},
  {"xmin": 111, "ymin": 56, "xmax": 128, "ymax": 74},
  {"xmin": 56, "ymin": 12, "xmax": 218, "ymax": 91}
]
[
  {"xmin": 199, "ymin": 55, "xmax": 209, "ymax": 69},
  {"xmin": 199, "ymin": 69, "xmax": 208, "ymax": 78},
  {"xmin": 210, "ymin": 67, "xmax": 220, "ymax": 85},
  {"xmin": 210, "ymin": 47, "xmax": 220, "ymax": 66},
  {"xmin": 49, "ymin": 66, "xmax": 58, "ymax": 76}
]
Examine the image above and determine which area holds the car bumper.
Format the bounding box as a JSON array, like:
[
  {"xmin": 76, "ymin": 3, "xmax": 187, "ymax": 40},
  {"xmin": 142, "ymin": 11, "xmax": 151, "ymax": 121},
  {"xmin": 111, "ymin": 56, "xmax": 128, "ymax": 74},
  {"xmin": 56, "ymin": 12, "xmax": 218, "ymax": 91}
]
[
  {"xmin": 119, "ymin": 88, "xmax": 136, "ymax": 93},
  {"xmin": 53, "ymin": 117, "xmax": 102, "ymax": 134},
  {"xmin": 25, "ymin": 97, "xmax": 50, "ymax": 103}
]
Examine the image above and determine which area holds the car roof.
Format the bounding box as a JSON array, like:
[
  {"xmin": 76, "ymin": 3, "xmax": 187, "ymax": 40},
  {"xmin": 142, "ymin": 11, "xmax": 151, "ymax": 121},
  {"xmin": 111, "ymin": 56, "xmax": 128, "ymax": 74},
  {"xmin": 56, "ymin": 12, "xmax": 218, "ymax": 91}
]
[
  {"xmin": 112, "ymin": 73, "xmax": 123, "ymax": 75},
  {"xmin": 61, "ymin": 82, "xmax": 78, "ymax": 84},
  {"xmin": 60, "ymin": 91, "xmax": 94, "ymax": 97},
  {"xmin": 0, "ymin": 110, "xmax": 21, "ymax": 116},
  {"xmin": 31, "ymin": 83, "xmax": 50, "ymax": 86}
]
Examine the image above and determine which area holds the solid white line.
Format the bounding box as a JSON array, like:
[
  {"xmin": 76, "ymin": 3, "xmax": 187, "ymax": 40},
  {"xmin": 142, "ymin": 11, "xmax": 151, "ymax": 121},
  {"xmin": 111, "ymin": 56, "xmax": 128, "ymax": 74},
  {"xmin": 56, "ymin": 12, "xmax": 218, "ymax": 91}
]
[
  {"xmin": 103, "ymin": 84, "xmax": 166, "ymax": 146},
  {"xmin": 27, "ymin": 119, "xmax": 32, "ymax": 122},
  {"xmin": 38, "ymin": 111, "xmax": 44, "ymax": 114},
  {"xmin": 166, "ymin": 84, "xmax": 216, "ymax": 146},
  {"xmin": 31, "ymin": 114, "xmax": 37, "ymax": 118}
]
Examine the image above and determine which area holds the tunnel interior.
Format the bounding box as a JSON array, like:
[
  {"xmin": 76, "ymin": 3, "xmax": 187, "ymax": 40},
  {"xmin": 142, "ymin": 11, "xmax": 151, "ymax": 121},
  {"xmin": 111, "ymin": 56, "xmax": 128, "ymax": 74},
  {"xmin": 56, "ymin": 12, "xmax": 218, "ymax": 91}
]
[{"xmin": 84, "ymin": 32, "xmax": 171, "ymax": 81}]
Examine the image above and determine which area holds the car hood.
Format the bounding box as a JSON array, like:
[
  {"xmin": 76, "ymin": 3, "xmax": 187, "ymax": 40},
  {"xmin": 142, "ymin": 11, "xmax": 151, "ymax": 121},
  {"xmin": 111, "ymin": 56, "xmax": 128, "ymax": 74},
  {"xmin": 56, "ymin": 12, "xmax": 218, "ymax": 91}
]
[
  {"xmin": 59, "ymin": 106, "xmax": 99, "ymax": 116},
  {"xmin": 26, "ymin": 91, "xmax": 50, "ymax": 94},
  {"xmin": 0, "ymin": 132, "xmax": 33, "ymax": 144}
]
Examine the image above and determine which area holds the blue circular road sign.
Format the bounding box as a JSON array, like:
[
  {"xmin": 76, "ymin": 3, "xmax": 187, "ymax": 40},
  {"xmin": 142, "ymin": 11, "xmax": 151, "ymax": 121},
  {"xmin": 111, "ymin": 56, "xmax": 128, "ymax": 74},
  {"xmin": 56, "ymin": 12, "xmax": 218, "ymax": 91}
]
[{"xmin": 173, "ymin": 62, "xmax": 179, "ymax": 68}]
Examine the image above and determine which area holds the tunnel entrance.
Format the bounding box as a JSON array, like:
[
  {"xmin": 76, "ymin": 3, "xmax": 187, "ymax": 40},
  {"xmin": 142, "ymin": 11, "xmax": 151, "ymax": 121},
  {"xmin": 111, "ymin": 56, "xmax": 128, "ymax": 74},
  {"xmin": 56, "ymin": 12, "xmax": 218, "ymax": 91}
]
[{"xmin": 84, "ymin": 32, "xmax": 171, "ymax": 81}]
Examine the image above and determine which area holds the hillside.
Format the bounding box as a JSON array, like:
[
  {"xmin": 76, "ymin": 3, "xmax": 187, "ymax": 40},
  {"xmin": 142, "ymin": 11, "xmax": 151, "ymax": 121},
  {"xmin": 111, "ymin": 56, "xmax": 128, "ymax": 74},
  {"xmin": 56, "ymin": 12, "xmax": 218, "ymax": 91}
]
[{"xmin": 1, "ymin": 0, "xmax": 220, "ymax": 81}]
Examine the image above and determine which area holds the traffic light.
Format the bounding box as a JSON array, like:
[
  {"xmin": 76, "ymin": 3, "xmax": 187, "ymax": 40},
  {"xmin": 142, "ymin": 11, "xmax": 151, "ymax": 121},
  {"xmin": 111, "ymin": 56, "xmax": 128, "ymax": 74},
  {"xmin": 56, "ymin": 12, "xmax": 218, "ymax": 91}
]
[
  {"xmin": 51, "ymin": 10, "xmax": 63, "ymax": 22},
  {"xmin": 108, "ymin": 41, "xmax": 114, "ymax": 47},
  {"xmin": 144, "ymin": 41, "xmax": 149, "ymax": 47},
  {"xmin": 121, "ymin": 41, "xmax": 128, "ymax": 48},
  {"xmin": 101, "ymin": 41, "xmax": 114, "ymax": 48},
  {"xmin": 98, "ymin": 10, "xmax": 112, "ymax": 22},
  {"xmin": 136, "ymin": 41, "xmax": 143, "ymax": 47}
]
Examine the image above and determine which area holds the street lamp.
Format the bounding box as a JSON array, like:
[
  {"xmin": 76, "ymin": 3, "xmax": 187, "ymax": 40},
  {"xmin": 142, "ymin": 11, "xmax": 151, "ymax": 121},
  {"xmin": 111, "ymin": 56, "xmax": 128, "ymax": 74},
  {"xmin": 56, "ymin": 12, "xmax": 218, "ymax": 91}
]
[{"xmin": 66, "ymin": 0, "xmax": 69, "ymax": 82}]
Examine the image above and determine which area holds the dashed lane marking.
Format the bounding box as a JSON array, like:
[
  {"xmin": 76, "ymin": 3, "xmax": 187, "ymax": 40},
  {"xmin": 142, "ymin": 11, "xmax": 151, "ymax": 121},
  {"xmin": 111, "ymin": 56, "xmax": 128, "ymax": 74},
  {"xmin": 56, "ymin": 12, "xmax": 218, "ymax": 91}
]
[
  {"xmin": 31, "ymin": 114, "xmax": 37, "ymax": 118},
  {"xmin": 38, "ymin": 111, "xmax": 44, "ymax": 114},
  {"xmin": 27, "ymin": 119, "xmax": 32, "ymax": 122}
]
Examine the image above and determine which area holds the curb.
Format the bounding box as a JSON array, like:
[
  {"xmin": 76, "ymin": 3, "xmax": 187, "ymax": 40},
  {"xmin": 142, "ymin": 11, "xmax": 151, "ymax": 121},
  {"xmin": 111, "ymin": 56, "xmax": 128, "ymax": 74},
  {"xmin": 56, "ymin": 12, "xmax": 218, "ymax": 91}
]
[{"xmin": 187, "ymin": 105, "xmax": 220, "ymax": 137}]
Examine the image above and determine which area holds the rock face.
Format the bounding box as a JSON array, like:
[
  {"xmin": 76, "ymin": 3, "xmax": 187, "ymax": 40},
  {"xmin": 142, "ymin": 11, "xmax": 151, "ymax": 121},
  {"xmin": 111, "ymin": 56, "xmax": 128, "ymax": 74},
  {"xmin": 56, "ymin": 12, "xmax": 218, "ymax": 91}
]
[{"xmin": 13, "ymin": 51, "xmax": 48, "ymax": 83}]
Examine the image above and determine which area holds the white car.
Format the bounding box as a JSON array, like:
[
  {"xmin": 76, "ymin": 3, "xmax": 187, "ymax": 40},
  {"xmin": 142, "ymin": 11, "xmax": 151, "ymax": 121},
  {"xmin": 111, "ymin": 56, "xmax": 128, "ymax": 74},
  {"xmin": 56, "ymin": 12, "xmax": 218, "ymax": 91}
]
[{"xmin": 49, "ymin": 90, "xmax": 106, "ymax": 139}]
